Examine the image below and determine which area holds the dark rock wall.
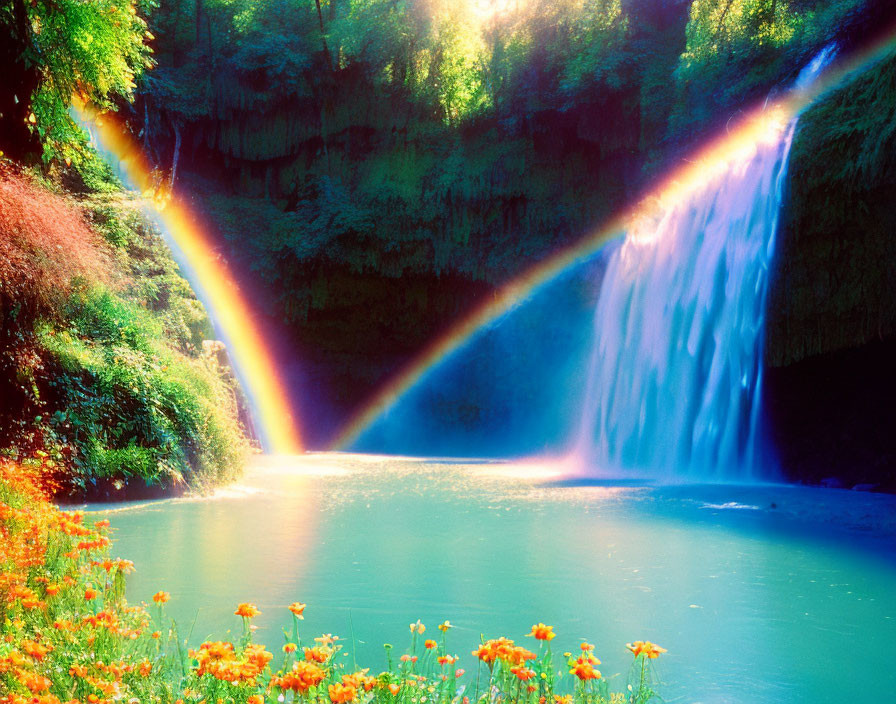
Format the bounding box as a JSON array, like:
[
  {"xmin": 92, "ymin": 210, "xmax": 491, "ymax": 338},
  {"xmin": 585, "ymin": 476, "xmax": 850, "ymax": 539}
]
[
  {"xmin": 766, "ymin": 46, "xmax": 896, "ymax": 367},
  {"xmin": 763, "ymin": 45, "xmax": 896, "ymax": 487},
  {"xmin": 764, "ymin": 340, "xmax": 896, "ymax": 490}
]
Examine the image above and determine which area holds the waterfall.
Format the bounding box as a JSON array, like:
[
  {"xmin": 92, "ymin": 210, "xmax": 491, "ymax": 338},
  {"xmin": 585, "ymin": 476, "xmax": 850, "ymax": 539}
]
[{"xmin": 574, "ymin": 47, "xmax": 836, "ymax": 481}]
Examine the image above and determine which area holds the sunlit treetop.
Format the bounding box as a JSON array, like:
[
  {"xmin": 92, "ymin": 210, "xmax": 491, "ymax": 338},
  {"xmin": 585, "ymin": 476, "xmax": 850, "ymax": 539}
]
[
  {"xmin": 471, "ymin": 0, "xmax": 519, "ymax": 21},
  {"xmin": 680, "ymin": 0, "xmax": 865, "ymax": 69},
  {"xmin": 143, "ymin": 0, "xmax": 627, "ymax": 127},
  {"xmin": 682, "ymin": 0, "xmax": 804, "ymax": 64}
]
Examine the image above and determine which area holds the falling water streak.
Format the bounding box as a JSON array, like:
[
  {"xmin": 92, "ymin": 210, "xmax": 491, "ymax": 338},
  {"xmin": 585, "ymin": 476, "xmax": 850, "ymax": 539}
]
[{"xmin": 574, "ymin": 46, "xmax": 837, "ymax": 481}]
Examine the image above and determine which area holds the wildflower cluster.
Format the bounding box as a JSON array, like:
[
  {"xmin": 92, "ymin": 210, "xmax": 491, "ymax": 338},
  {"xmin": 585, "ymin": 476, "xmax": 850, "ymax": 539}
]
[
  {"xmin": 1, "ymin": 463, "xmax": 158, "ymax": 704},
  {"xmin": 1, "ymin": 461, "xmax": 667, "ymax": 704}
]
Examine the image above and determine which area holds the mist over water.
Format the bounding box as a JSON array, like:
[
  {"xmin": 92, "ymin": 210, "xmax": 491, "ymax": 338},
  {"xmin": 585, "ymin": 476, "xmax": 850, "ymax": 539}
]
[{"xmin": 354, "ymin": 254, "xmax": 611, "ymax": 457}]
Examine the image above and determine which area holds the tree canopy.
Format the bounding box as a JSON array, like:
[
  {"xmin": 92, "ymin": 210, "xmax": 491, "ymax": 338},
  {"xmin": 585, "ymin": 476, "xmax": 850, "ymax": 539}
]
[{"xmin": 0, "ymin": 0, "xmax": 153, "ymax": 163}]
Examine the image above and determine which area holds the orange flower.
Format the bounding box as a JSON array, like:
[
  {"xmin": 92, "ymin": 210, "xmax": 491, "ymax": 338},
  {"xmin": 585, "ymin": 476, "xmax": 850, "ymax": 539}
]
[
  {"xmin": 248, "ymin": 697, "xmax": 264, "ymax": 704},
  {"xmin": 388, "ymin": 684, "xmax": 401, "ymax": 696},
  {"xmin": 115, "ymin": 558, "xmax": 135, "ymax": 573},
  {"xmin": 190, "ymin": 640, "xmax": 236, "ymax": 676},
  {"xmin": 17, "ymin": 669, "xmax": 51, "ymax": 693},
  {"xmin": 409, "ymin": 620, "xmax": 425, "ymax": 633},
  {"xmin": 511, "ymin": 666, "xmax": 537, "ymax": 681},
  {"xmin": 152, "ymin": 631, "xmax": 161, "ymax": 639},
  {"xmin": 342, "ymin": 671, "xmax": 376, "ymax": 691},
  {"xmin": 235, "ymin": 602, "xmax": 261, "ymax": 618},
  {"xmin": 245, "ymin": 643, "xmax": 273, "ymax": 671},
  {"xmin": 139, "ymin": 660, "xmax": 153, "ymax": 676},
  {"xmin": 288, "ymin": 602, "xmax": 306, "ymax": 618},
  {"xmin": 304, "ymin": 646, "xmax": 331, "ymax": 663},
  {"xmin": 471, "ymin": 647, "xmax": 488, "ymax": 664},
  {"xmin": 626, "ymin": 641, "xmax": 667, "ymax": 659},
  {"xmin": 84, "ymin": 587, "xmax": 98, "ymax": 600},
  {"xmin": 283, "ymin": 643, "xmax": 298, "ymax": 653},
  {"xmin": 424, "ymin": 639, "xmax": 437, "ymax": 649},
  {"xmin": 576, "ymin": 651, "xmax": 600, "ymax": 666},
  {"xmin": 22, "ymin": 639, "xmax": 53, "ymax": 662},
  {"xmin": 528, "ymin": 623, "xmax": 556, "ymax": 641},
  {"xmin": 273, "ymin": 661, "xmax": 327, "ymax": 693},
  {"xmin": 189, "ymin": 640, "xmax": 270, "ymax": 683},
  {"xmin": 508, "ymin": 647, "xmax": 537, "ymax": 665},
  {"xmin": 437, "ymin": 654, "xmax": 457, "ymax": 666},
  {"xmin": 360, "ymin": 676, "xmax": 378, "ymax": 692},
  {"xmin": 329, "ymin": 683, "xmax": 357, "ymax": 704},
  {"xmin": 438, "ymin": 620, "xmax": 453, "ymax": 632},
  {"xmin": 570, "ymin": 659, "xmax": 601, "ymax": 681},
  {"xmin": 153, "ymin": 591, "xmax": 170, "ymax": 604},
  {"xmin": 477, "ymin": 641, "xmax": 525, "ymax": 665}
]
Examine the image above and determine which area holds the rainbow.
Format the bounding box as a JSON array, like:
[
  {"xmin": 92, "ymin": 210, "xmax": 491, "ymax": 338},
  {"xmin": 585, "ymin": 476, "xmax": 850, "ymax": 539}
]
[
  {"xmin": 332, "ymin": 26, "xmax": 896, "ymax": 451},
  {"xmin": 77, "ymin": 106, "xmax": 303, "ymax": 454}
]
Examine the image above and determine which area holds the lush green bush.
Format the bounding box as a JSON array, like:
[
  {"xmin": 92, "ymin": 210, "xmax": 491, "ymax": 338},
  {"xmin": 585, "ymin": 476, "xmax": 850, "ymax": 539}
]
[
  {"xmin": 35, "ymin": 282, "xmax": 247, "ymax": 490},
  {"xmin": 84, "ymin": 197, "xmax": 213, "ymax": 350},
  {"xmin": 0, "ymin": 163, "xmax": 248, "ymax": 495}
]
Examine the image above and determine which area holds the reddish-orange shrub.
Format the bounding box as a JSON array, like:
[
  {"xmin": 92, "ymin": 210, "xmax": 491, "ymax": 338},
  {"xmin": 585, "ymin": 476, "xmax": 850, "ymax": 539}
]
[{"xmin": 0, "ymin": 164, "xmax": 110, "ymax": 328}]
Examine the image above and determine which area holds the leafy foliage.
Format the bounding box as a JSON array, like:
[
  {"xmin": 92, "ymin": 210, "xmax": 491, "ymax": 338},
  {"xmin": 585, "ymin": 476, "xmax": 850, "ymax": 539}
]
[
  {"xmin": 672, "ymin": 0, "xmax": 866, "ymax": 136},
  {"xmin": 0, "ymin": 166, "xmax": 248, "ymax": 495},
  {"xmin": 37, "ymin": 284, "xmax": 246, "ymax": 489},
  {"xmin": 0, "ymin": 0, "xmax": 155, "ymax": 164}
]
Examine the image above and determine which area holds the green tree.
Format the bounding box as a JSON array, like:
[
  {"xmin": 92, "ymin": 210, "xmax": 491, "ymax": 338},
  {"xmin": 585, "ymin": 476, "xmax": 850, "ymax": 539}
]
[{"xmin": 0, "ymin": 0, "xmax": 154, "ymax": 164}]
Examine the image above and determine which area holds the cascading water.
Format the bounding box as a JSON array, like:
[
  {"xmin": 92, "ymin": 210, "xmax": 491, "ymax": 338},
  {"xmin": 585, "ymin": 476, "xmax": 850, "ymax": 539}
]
[{"xmin": 574, "ymin": 47, "xmax": 836, "ymax": 481}]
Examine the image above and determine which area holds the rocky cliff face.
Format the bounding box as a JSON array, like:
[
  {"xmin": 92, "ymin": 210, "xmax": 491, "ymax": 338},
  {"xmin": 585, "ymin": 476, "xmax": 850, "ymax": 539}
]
[
  {"xmin": 762, "ymin": 45, "xmax": 896, "ymax": 489},
  {"xmin": 766, "ymin": 45, "xmax": 896, "ymax": 368}
]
